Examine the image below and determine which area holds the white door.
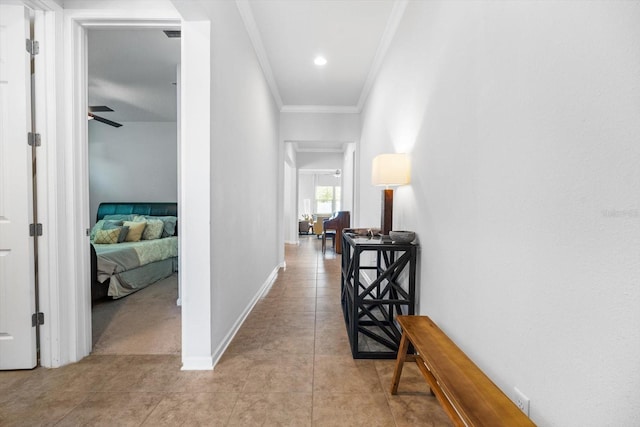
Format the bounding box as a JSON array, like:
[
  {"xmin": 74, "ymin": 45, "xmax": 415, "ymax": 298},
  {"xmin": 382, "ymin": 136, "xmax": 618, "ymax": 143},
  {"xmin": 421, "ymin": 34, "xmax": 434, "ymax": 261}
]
[{"xmin": 0, "ymin": 4, "xmax": 37, "ymax": 370}]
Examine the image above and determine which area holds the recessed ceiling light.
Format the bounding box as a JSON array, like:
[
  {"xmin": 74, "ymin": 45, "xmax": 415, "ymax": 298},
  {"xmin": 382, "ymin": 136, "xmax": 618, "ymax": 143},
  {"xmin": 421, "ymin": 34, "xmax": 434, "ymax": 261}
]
[{"xmin": 314, "ymin": 56, "xmax": 327, "ymax": 66}]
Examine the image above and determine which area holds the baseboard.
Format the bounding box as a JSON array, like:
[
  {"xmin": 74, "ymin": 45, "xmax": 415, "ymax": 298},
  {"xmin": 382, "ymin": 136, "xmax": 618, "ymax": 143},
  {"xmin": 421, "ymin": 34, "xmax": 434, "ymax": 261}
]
[
  {"xmin": 285, "ymin": 239, "xmax": 299, "ymax": 245},
  {"xmin": 181, "ymin": 356, "xmax": 214, "ymax": 371},
  {"xmin": 209, "ymin": 264, "xmax": 280, "ymax": 368}
]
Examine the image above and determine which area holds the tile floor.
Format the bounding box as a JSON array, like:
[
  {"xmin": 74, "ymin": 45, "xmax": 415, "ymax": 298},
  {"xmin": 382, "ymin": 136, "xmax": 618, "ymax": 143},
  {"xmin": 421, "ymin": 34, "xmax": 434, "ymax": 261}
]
[{"xmin": 0, "ymin": 236, "xmax": 451, "ymax": 426}]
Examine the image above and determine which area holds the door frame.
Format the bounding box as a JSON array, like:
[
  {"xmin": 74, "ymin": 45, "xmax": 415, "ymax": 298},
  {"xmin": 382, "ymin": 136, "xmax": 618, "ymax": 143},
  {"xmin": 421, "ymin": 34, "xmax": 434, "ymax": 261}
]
[
  {"xmin": 29, "ymin": 1, "xmax": 213, "ymax": 369},
  {"xmin": 68, "ymin": 16, "xmax": 185, "ymax": 361}
]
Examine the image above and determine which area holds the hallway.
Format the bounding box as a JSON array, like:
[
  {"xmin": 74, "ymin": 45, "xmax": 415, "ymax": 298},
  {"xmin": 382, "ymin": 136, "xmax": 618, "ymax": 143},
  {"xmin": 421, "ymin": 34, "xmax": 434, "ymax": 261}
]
[{"xmin": 0, "ymin": 237, "xmax": 449, "ymax": 426}]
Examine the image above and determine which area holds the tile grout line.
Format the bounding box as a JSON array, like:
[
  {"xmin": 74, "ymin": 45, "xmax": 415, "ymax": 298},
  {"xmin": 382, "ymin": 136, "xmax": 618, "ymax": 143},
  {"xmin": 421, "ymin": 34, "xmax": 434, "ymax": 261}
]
[
  {"xmin": 377, "ymin": 363, "xmax": 400, "ymax": 427},
  {"xmin": 137, "ymin": 392, "xmax": 166, "ymax": 427},
  {"xmin": 52, "ymin": 392, "xmax": 94, "ymax": 426},
  {"xmin": 311, "ymin": 237, "xmax": 320, "ymax": 426}
]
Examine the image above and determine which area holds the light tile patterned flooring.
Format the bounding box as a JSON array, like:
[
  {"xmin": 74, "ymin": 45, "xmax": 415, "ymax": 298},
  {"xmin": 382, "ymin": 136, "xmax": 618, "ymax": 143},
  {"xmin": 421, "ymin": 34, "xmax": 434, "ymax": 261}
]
[{"xmin": 0, "ymin": 237, "xmax": 450, "ymax": 426}]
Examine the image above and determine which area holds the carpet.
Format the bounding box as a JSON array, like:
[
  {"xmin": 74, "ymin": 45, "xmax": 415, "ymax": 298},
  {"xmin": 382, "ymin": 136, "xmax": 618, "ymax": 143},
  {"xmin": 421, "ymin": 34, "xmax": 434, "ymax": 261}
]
[{"xmin": 91, "ymin": 273, "xmax": 181, "ymax": 355}]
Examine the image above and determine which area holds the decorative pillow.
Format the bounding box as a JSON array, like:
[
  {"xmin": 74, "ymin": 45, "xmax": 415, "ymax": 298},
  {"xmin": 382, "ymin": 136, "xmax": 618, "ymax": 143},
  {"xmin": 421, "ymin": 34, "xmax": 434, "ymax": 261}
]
[
  {"xmin": 142, "ymin": 219, "xmax": 164, "ymax": 240},
  {"xmin": 155, "ymin": 216, "xmax": 177, "ymax": 237},
  {"xmin": 132, "ymin": 215, "xmax": 177, "ymax": 237},
  {"xmin": 117, "ymin": 226, "xmax": 130, "ymax": 243},
  {"xmin": 123, "ymin": 221, "xmax": 146, "ymax": 242},
  {"xmin": 101, "ymin": 221, "xmax": 129, "ymax": 242},
  {"xmin": 89, "ymin": 220, "xmax": 105, "ymax": 241},
  {"xmin": 94, "ymin": 228, "xmax": 121, "ymax": 244},
  {"xmin": 102, "ymin": 225, "xmax": 128, "ymax": 243}
]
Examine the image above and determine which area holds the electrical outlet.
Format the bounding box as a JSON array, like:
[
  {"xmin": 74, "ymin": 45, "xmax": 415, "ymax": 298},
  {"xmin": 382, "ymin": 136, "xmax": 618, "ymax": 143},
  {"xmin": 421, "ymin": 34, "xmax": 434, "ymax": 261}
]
[{"xmin": 514, "ymin": 387, "xmax": 530, "ymax": 416}]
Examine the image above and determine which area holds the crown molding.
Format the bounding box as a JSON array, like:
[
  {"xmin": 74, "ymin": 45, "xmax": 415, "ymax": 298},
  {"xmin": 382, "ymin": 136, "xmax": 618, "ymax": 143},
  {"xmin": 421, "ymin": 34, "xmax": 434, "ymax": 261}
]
[
  {"xmin": 280, "ymin": 105, "xmax": 359, "ymax": 114},
  {"xmin": 356, "ymin": 0, "xmax": 408, "ymax": 111},
  {"xmin": 295, "ymin": 146, "xmax": 346, "ymax": 153},
  {"xmin": 235, "ymin": 0, "xmax": 283, "ymax": 109},
  {"xmin": 290, "ymin": 140, "xmax": 351, "ymax": 153}
]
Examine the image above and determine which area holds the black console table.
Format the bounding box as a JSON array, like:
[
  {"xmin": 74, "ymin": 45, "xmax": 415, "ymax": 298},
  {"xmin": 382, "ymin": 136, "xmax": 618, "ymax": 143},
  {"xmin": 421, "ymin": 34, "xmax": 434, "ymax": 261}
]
[{"xmin": 341, "ymin": 233, "xmax": 418, "ymax": 359}]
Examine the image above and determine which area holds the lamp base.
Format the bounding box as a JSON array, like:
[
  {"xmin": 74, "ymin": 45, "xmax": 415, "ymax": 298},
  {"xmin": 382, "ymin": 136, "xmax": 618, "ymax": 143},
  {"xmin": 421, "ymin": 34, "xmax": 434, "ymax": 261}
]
[{"xmin": 381, "ymin": 188, "xmax": 393, "ymax": 235}]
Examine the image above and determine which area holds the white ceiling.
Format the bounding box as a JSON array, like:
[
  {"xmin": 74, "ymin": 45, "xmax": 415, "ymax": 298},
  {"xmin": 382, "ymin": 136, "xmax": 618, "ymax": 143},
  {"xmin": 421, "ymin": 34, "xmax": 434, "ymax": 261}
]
[
  {"xmin": 245, "ymin": 0, "xmax": 398, "ymax": 110},
  {"xmin": 88, "ymin": 28, "xmax": 180, "ymax": 123},
  {"xmin": 87, "ymin": 0, "xmax": 405, "ymax": 128}
]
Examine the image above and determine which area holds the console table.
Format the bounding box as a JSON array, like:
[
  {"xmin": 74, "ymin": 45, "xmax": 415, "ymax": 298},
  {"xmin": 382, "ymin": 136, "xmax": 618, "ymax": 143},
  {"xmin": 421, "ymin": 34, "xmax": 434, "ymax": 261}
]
[{"xmin": 341, "ymin": 233, "xmax": 418, "ymax": 359}]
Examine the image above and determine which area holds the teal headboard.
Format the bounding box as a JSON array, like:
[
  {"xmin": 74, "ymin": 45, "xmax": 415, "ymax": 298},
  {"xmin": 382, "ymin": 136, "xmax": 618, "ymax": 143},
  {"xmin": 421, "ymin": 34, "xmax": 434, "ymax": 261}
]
[{"xmin": 96, "ymin": 202, "xmax": 178, "ymax": 235}]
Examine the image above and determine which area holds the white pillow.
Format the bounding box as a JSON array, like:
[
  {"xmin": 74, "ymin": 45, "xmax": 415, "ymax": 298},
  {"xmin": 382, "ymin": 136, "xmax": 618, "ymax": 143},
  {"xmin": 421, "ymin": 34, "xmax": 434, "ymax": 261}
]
[{"xmin": 142, "ymin": 219, "xmax": 164, "ymax": 240}]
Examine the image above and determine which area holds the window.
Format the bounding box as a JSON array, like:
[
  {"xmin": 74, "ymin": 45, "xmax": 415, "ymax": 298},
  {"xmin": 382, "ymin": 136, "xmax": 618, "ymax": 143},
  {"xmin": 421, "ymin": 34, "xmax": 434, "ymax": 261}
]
[{"xmin": 316, "ymin": 185, "xmax": 341, "ymax": 214}]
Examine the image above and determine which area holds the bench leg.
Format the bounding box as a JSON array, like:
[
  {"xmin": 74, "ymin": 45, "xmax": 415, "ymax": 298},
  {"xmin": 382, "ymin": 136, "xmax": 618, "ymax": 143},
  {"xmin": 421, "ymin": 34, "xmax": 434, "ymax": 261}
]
[
  {"xmin": 414, "ymin": 358, "xmax": 463, "ymax": 426},
  {"xmin": 390, "ymin": 332, "xmax": 410, "ymax": 394}
]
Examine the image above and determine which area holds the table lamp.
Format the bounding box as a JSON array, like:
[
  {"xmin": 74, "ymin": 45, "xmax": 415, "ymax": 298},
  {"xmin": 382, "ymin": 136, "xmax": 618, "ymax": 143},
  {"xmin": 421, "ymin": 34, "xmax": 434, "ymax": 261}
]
[{"xmin": 371, "ymin": 153, "xmax": 411, "ymax": 235}]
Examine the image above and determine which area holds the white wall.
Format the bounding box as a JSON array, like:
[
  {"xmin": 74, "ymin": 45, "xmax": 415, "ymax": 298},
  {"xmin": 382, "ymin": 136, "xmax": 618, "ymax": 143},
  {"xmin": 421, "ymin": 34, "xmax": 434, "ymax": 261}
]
[
  {"xmin": 342, "ymin": 143, "xmax": 357, "ymax": 219},
  {"xmin": 88, "ymin": 121, "xmax": 177, "ymax": 224},
  {"xmin": 178, "ymin": 17, "xmax": 212, "ymax": 369},
  {"xmin": 280, "ymin": 111, "xmax": 359, "ymax": 142},
  {"xmin": 202, "ymin": 0, "xmax": 281, "ymax": 363},
  {"xmin": 283, "ymin": 159, "xmax": 297, "ymax": 244},
  {"xmin": 283, "ymin": 143, "xmax": 298, "ymax": 245},
  {"xmin": 296, "ymin": 152, "xmax": 344, "ymax": 170},
  {"xmin": 359, "ymin": 2, "xmax": 640, "ymax": 426},
  {"xmin": 298, "ymin": 173, "xmax": 314, "ymax": 217}
]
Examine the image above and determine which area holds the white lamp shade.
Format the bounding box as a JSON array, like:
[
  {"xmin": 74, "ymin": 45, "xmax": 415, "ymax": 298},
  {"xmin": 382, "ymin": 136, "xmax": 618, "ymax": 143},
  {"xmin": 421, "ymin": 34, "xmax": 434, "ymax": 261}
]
[{"xmin": 371, "ymin": 153, "xmax": 411, "ymax": 186}]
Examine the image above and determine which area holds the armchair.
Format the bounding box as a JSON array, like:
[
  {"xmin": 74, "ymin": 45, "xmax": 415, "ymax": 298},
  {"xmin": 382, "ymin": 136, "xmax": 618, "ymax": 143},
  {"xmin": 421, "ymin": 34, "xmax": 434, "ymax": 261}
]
[
  {"xmin": 298, "ymin": 220, "xmax": 312, "ymax": 234},
  {"xmin": 313, "ymin": 214, "xmax": 331, "ymax": 237},
  {"xmin": 322, "ymin": 211, "xmax": 351, "ymax": 254}
]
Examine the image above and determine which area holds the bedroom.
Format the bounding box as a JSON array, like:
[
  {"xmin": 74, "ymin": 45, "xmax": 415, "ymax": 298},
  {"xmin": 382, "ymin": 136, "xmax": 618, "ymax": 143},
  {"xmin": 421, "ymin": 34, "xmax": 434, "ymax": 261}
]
[{"xmin": 87, "ymin": 27, "xmax": 181, "ymax": 354}]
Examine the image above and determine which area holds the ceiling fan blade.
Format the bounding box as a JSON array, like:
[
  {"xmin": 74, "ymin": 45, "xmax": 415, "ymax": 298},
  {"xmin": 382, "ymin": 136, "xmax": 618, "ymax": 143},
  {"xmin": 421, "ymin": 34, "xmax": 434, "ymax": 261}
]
[
  {"xmin": 88, "ymin": 113, "xmax": 122, "ymax": 128},
  {"xmin": 88, "ymin": 105, "xmax": 114, "ymax": 112}
]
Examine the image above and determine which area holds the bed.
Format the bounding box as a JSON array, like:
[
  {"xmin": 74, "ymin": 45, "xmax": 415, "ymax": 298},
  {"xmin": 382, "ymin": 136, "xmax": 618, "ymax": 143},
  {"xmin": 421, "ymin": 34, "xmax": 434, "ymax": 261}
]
[{"xmin": 90, "ymin": 202, "xmax": 178, "ymax": 302}]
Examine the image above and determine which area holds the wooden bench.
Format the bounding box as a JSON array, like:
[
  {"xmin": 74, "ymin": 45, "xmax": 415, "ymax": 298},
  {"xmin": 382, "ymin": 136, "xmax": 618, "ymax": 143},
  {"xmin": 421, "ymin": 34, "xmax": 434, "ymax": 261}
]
[{"xmin": 391, "ymin": 315, "xmax": 536, "ymax": 427}]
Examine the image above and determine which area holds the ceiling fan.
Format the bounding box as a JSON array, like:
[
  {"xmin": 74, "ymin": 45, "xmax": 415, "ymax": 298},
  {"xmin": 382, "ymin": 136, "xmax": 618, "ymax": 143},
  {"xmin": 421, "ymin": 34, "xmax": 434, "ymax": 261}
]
[{"xmin": 88, "ymin": 106, "xmax": 122, "ymax": 128}]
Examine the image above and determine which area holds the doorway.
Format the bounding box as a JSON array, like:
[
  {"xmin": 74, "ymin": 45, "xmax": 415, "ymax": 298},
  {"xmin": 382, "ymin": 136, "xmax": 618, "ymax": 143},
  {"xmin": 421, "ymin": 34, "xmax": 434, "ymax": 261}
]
[
  {"xmin": 87, "ymin": 27, "xmax": 181, "ymax": 355},
  {"xmin": 57, "ymin": 7, "xmax": 213, "ymax": 369}
]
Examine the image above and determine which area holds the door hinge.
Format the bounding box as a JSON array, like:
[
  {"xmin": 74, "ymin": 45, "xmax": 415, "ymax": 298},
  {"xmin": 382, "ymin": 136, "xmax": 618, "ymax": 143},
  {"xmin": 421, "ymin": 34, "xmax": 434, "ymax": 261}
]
[
  {"xmin": 32, "ymin": 312, "xmax": 44, "ymax": 327},
  {"xmin": 26, "ymin": 39, "xmax": 39, "ymax": 56},
  {"xmin": 28, "ymin": 132, "xmax": 41, "ymax": 147},
  {"xmin": 29, "ymin": 223, "xmax": 43, "ymax": 236}
]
